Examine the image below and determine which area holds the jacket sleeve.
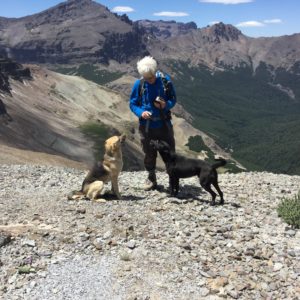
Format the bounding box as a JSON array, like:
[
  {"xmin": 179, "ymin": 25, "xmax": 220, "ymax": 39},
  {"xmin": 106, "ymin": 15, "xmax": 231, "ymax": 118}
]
[
  {"xmin": 129, "ymin": 80, "xmax": 144, "ymax": 118},
  {"xmin": 164, "ymin": 75, "xmax": 176, "ymax": 111}
]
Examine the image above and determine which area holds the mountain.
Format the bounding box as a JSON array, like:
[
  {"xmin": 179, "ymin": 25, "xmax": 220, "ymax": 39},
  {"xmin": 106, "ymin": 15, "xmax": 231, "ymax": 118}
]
[
  {"xmin": 0, "ymin": 62, "xmax": 142, "ymax": 169},
  {"xmin": 1, "ymin": 2, "xmax": 299, "ymax": 72},
  {"xmin": 148, "ymin": 22, "xmax": 300, "ymax": 72},
  {"xmin": 0, "ymin": 0, "xmax": 147, "ymax": 64},
  {"xmin": 0, "ymin": 0, "xmax": 300, "ymax": 174}
]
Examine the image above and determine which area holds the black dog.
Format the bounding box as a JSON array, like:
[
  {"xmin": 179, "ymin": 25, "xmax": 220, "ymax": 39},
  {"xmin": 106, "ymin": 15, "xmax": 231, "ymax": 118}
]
[{"xmin": 150, "ymin": 140, "xmax": 226, "ymax": 205}]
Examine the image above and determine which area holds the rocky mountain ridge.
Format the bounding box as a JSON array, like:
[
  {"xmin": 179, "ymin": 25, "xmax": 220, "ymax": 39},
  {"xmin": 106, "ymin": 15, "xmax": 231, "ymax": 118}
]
[
  {"xmin": 0, "ymin": 0, "xmax": 299, "ymax": 71},
  {"xmin": 149, "ymin": 22, "xmax": 300, "ymax": 71},
  {"xmin": 136, "ymin": 19, "xmax": 198, "ymax": 40}
]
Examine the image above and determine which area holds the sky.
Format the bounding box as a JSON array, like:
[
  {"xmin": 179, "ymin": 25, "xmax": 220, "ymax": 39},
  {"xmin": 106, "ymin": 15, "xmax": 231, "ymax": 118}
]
[{"xmin": 0, "ymin": 0, "xmax": 299, "ymax": 37}]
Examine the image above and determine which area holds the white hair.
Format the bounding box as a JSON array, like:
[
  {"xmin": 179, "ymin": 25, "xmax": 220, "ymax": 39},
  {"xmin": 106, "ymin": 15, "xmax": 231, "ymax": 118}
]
[{"xmin": 137, "ymin": 56, "xmax": 157, "ymax": 76}]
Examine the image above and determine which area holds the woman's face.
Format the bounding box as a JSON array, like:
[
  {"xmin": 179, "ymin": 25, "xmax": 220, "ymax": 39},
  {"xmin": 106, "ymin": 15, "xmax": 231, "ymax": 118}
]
[{"xmin": 143, "ymin": 72, "xmax": 156, "ymax": 84}]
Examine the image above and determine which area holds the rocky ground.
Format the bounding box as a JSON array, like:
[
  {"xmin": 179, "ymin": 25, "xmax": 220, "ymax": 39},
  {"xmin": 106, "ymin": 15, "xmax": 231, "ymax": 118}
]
[{"xmin": 0, "ymin": 164, "xmax": 300, "ymax": 300}]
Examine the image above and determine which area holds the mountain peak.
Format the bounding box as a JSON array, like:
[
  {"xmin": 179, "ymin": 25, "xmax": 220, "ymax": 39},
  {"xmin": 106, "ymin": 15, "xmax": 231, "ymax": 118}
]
[
  {"xmin": 203, "ymin": 22, "xmax": 242, "ymax": 42},
  {"xmin": 23, "ymin": 0, "xmax": 113, "ymax": 28},
  {"xmin": 64, "ymin": 0, "xmax": 95, "ymax": 8},
  {"xmin": 67, "ymin": 0, "xmax": 92, "ymax": 2},
  {"xmin": 56, "ymin": 0, "xmax": 103, "ymax": 11}
]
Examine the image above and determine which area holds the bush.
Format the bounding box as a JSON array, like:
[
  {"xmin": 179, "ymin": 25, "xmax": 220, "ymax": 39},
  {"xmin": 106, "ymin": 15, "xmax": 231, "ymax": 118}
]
[{"xmin": 277, "ymin": 192, "xmax": 300, "ymax": 229}]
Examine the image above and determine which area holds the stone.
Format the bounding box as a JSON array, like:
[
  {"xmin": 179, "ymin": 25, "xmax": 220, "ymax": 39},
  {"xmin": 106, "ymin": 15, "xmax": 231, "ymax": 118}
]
[
  {"xmin": 22, "ymin": 239, "xmax": 36, "ymax": 247},
  {"xmin": 0, "ymin": 233, "xmax": 12, "ymax": 247},
  {"xmin": 127, "ymin": 240, "xmax": 136, "ymax": 249}
]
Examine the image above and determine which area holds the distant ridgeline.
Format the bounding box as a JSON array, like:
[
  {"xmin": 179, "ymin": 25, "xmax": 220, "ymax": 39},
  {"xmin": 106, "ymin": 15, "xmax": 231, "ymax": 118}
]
[{"xmin": 171, "ymin": 61, "xmax": 300, "ymax": 175}]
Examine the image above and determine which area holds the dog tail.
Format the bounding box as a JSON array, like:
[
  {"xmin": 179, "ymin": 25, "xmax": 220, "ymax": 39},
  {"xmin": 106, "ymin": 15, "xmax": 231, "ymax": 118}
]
[{"xmin": 212, "ymin": 158, "xmax": 227, "ymax": 170}]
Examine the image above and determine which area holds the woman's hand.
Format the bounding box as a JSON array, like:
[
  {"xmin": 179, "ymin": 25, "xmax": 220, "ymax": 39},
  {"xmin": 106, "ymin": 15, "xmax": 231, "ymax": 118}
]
[
  {"xmin": 141, "ymin": 111, "xmax": 152, "ymax": 119},
  {"xmin": 154, "ymin": 98, "xmax": 166, "ymax": 109}
]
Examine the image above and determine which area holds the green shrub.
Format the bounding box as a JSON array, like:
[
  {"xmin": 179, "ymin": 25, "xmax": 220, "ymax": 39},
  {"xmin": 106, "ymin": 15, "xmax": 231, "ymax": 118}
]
[
  {"xmin": 79, "ymin": 121, "xmax": 112, "ymax": 161},
  {"xmin": 277, "ymin": 192, "xmax": 300, "ymax": 229},
  {"xmin": 53, "ymin": 64, "xmax": 124, "ymax": 85},
  {"xmin": 186, "ymin": 135, "xmax": 211, "ymax": 153}
]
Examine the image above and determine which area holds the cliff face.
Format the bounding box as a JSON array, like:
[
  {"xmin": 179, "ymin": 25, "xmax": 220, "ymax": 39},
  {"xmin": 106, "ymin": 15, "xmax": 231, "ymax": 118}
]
[
  {"xmin": 135, "ymin": 20, "xmax": 197, "ymax": 40},
  {"xmin": 0, "ymin": 56, "xmax": 31, "ymax": 93},
  {"xmin": 0, "ymin": 71, "xmax": 10, "ymax": 93},
  {"xmin": 99, "ymin": 24, "xmax": 149, "ymax": 64}
]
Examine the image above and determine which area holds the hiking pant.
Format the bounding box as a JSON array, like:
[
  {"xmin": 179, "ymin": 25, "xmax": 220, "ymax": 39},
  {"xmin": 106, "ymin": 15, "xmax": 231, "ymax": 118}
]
[{"xmin": 139, "ymin": 124, "xmax": 175, "ymax": 172}]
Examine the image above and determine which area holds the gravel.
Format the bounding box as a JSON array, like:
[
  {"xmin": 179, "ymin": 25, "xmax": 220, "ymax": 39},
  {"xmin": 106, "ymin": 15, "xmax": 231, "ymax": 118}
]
[
  {"xmin": 1, "ymin": 164, "xmax": 300, "ymax": 299},
  {"xmin": 30, "ymin": 255, "xmax": 124, "ymax": 300}
]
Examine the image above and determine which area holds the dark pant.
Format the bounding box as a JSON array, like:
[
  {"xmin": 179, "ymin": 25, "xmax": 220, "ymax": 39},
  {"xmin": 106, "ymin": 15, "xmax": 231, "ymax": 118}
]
[{"xmin": 139, "ymin": 124, "xmax": 175, "ymax": 172}]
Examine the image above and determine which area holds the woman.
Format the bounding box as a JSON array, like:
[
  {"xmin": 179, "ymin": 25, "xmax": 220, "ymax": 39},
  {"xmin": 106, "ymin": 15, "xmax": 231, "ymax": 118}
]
[{"xmin": 129, "ymin": 56, "xmax": 177, "ymax": 190}]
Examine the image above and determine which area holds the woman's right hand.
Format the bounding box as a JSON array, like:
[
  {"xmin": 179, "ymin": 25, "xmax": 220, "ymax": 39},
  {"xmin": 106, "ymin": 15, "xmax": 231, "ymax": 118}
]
[{"xmin": 141, "ymin": 111, "xmax": 152, "ymax": 119}]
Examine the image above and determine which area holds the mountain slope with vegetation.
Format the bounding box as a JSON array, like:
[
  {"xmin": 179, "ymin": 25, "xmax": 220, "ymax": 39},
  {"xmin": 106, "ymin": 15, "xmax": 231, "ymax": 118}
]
[
  {"xmin": 1, "ymin": 62, "xmax": 238, "ymax": 171},
  {"xmin": 171, "ymin": 61, "xmax": 300, "ymax": 175}
]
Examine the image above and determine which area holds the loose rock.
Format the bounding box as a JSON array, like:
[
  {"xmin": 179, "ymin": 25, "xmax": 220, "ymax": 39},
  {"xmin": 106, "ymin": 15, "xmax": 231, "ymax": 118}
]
[{"xmin": 0, "ymin": 165, "xmax": 299, "ymax": 299}]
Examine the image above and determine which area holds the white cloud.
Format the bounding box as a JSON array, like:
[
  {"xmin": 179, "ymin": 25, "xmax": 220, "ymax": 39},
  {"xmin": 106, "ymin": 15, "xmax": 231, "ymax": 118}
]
[
  {"xmin": 111, "ymin": 6, "xmax": 134, "ymax": 13},
  {"xmin": 236, "ymin": 19, "xmax": 283, "ymax": 28},
  {"xmin": 263, "ymin": 19, "xmax": 282, "ymax": 24},
  {"xmin": 209, "ymin": 21, "xmax": 221, "ymax": 25},
  {"xmin": 236, "ymin": 21, "xmax": 265, "ymax": 27},
  {"xmin": 199, "ymin": 0, "xmax": 253, "ymax": 4},
  {"xmin": 153, "ymin": 11, "xmax": 189, "ymax": 17}
]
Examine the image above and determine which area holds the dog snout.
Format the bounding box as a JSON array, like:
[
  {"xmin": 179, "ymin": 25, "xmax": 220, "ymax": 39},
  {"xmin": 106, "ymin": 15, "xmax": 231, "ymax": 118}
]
[{"xmin": 120, "ymin": 134, "xmax": 126, "ymax": 143}]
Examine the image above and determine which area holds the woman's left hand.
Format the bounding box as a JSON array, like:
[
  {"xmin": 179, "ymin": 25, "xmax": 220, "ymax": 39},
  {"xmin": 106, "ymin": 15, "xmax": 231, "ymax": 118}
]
[{"xmin": 154, "ymin": 99, "xmax": 166, "ymax": 109}]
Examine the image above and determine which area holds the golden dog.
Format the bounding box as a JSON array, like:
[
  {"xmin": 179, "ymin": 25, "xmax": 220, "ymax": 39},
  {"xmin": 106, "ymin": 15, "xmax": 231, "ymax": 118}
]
[{"xmin": 69, "ymin": 134, "xmax": 126, "ymax": 201}]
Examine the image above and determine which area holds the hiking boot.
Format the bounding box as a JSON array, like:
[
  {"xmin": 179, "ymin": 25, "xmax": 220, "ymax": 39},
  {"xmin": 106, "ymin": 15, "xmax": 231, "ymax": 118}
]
[
  {"xmin": 143, "ymin": 171, "xmax": 157, "ymax": 191},
  {"xmin": 143, "ymin": 179, "xmax": 157, "ymax": 191}
]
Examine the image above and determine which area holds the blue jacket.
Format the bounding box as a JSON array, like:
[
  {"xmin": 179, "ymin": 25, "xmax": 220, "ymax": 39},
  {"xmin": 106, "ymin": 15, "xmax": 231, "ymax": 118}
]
[{"xmin": 129, "ymin": 71, "xmax": 177, "ymax": 129}]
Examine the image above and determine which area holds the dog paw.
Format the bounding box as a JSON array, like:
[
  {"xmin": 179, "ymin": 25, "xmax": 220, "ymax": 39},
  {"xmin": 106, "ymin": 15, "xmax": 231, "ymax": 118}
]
[
  {"xmin": 67, "ymin": 194, "xmax": 81, "ymax": 201},
  {"xmin": 93, "ymin": 198, "xmax": 107, "ymax": 203}
]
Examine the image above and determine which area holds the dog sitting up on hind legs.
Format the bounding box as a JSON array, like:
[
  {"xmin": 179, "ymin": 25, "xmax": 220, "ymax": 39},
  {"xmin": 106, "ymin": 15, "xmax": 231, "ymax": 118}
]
[{"xmin": 68, "ymin": 134, "xmax": 126, "ymax": 201}]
